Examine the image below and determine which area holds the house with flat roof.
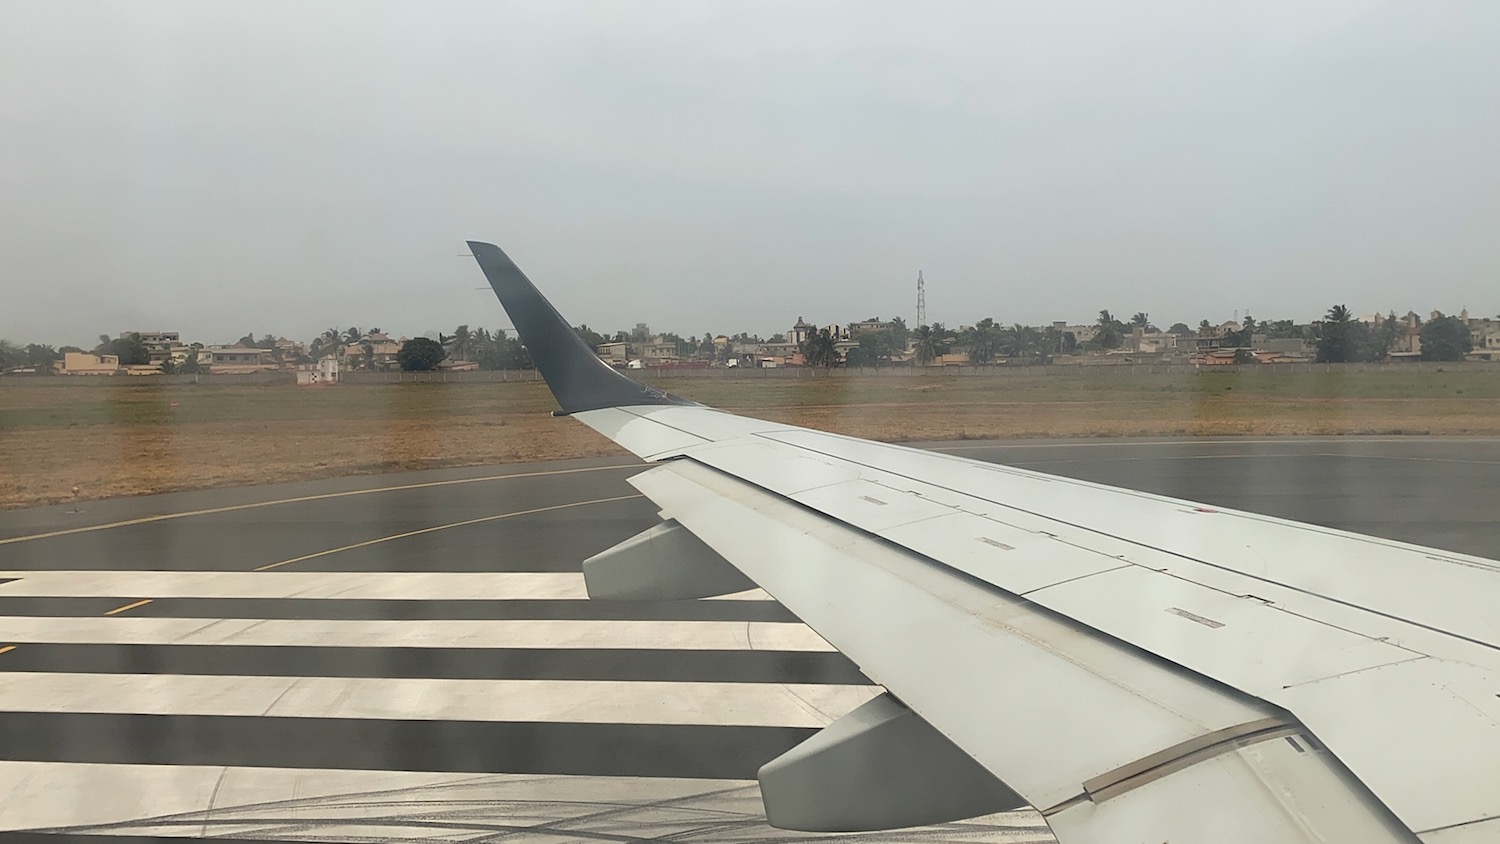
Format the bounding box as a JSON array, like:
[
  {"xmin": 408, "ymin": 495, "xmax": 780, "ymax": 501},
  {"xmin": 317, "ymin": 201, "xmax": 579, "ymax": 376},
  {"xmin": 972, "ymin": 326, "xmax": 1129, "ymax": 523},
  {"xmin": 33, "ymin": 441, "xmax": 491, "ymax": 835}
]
[
  {"xmin": 202, "ymin": 346, "xmax": 276, "ymax": 374},
  {"xmin": 59, "ymin": 352, "xmax": 119, "ymax": 375}
]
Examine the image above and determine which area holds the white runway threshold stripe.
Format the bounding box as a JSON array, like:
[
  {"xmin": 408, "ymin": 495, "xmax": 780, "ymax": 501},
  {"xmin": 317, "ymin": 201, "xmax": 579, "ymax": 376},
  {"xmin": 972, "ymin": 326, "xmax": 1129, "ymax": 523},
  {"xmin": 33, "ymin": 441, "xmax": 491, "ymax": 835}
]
[
  {"xmin": 0, "ymin": 571, "xmax": 773, "ymax": 601},
  {"xmin": 0, "ymin": 617, "xmax": 833, "ymax": 650},
  {"xmin": 0, "ymin": 672, "xmax": 878, "ymax": 728}
]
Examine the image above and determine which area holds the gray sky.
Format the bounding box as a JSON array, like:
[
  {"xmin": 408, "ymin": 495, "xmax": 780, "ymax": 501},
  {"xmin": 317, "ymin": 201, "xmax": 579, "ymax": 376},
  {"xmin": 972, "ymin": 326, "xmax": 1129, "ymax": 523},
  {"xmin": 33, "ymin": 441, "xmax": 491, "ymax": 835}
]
[{"xmin": 3, "ymin": 1, "xmax": 1497, "ymax": 345}]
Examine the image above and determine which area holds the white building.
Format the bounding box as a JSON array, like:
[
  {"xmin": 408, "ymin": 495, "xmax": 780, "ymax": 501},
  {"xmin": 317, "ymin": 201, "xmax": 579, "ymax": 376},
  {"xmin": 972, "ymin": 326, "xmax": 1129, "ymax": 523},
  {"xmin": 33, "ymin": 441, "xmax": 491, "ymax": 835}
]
[{"xmin": 296, "ymin": 356, "xmax": 340, "ymax": 385}]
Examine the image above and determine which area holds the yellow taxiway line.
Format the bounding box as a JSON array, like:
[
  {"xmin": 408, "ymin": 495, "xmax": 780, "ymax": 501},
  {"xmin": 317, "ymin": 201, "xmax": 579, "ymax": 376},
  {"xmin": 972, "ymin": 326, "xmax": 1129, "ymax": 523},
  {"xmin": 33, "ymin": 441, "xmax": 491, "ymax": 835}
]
[{"xmin": 101, "ymin": 599, "xmax": 154, "ymax": 616}]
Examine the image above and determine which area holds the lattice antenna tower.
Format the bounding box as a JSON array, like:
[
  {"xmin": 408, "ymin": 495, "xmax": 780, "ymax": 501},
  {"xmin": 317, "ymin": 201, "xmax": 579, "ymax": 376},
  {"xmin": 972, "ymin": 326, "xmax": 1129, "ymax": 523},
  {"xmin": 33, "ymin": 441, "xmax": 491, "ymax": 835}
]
[{"xmin": 915, "ymin": 270, "xmax": 927, "ymax": 328}]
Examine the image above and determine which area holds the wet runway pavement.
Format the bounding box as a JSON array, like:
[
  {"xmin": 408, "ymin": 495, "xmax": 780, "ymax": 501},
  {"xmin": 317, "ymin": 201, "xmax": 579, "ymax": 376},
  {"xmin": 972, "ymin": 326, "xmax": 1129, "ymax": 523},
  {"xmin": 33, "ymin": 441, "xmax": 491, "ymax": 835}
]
[{"xmin": 1, "ymin": 437, "xmax": 1496, "ymax": 842}]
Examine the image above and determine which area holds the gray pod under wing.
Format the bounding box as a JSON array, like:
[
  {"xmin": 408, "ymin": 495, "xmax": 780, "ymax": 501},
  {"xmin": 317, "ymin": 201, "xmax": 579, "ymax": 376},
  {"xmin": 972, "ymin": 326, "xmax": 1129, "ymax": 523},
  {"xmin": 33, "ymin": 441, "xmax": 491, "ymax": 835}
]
[
  {"xmin": 583, "ymin": 520, "xmax": 756, "ymax": 601},
  {"xmin": 760, "ymin": 692, "xmax": 1025, "ymax": 831}
]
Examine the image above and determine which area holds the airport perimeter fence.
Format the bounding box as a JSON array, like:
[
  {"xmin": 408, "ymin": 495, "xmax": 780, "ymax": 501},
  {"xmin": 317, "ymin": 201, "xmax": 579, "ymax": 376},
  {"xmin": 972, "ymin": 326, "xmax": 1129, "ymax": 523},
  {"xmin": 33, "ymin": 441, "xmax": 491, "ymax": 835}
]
[
  {"xmin": 10, "ymin": 360, "xmax": 1499, "ymax": 387},
  {"xmin": 348, "ymin": 360, "xmax": 1500, "ymax": 382}
]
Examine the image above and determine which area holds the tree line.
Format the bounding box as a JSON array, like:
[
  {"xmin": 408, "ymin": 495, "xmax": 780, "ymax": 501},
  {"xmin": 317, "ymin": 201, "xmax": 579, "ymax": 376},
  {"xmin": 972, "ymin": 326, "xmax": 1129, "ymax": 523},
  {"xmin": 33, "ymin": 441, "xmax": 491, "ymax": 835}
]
[{"xmin": 0, "ymin": 306, "xmax": 1482, "ymax": 373}]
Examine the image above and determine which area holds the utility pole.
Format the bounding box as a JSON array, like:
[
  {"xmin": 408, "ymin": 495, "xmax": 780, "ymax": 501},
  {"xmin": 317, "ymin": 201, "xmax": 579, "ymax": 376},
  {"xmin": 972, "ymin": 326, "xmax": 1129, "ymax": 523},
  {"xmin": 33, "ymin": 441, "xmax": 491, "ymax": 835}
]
[{"xmin": 916, "ymin": 271, "xmax": 927, "ymax": 328}]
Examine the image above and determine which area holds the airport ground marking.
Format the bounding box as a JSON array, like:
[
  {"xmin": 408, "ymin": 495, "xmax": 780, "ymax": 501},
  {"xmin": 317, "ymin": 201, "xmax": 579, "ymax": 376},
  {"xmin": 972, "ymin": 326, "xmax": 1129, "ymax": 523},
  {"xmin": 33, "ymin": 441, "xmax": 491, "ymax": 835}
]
[
  {"xmin": 102, "ymin": 599, "xmax": 153, "ymax": 616},
  {"xmin": 927, "ymin": 436, "xmax": 1500, "ymax": 452},
  {"xmin": 0, "ymin": 464, "xmax": 640, "ymax": 547},
  {"xmin": 252, "ymin": 494, "xmax": 645, "ymax": 572}
]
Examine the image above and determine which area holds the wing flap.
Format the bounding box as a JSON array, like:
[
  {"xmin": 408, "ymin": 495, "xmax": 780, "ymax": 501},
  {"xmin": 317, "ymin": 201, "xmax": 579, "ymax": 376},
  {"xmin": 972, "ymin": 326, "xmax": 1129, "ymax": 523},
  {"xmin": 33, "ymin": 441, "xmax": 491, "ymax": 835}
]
[
  {"xmin": 630, "ymin": 458, "xmax": 1413, "ymax": 842},
  {"xmin": 1047, "ymin": 728, "xmax": 1413, "ymax": 844},
  {"xmin": 631, "ymin": 461, "xmax": 1271, "ymax": 805}
]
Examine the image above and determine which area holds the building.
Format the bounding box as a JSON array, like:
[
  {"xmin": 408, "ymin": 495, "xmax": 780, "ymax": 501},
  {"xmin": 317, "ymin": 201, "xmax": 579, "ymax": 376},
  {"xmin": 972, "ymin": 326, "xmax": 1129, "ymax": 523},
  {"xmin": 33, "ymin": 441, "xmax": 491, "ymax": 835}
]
[
  {"xmin": 59, "ymin": 352, "xmax": 119, "ymax": 375},
  {"xmin": 639, "ymin": 336, "xmax": 680, "ymax": 365},
  {"xmin": 1255, "ymin": 337, "xmax": 1313, "ymax": 359},
  {"xmin": 1462, "ymin": 313, "xmax": 1500, "ymax": 360},
  {"xmin": 1053, "ymin": 322, "xmax": 1099, "ymax": 345},
  {"xmin": 201, "ymin": 346, "xmax": 276, "ymax": 374},
  {"xmin": 273, "ymin": 336, "xmax": 308, "ymax": 361},
  {"xmin": 1123, "ymin": 326, "xmax": 1180, "ymax": 355},
  {"xmin": 122, "ymin": 331, "xmax": 181, "ymax": 364},
  {"xmin": 596, "ymin": 342, "xmax": 630, "ymax": 366},
  {"xmin": 296, "ymin": 356, "xmax": 340, "ymax": 385},
  {"xmin": 848, "ymin": 317, "xmax": 894, "ymax": 336},
  {"xmin": 344, "ymin": 340, "xmax": 402, "ymax": 370},
  {"xmin": 790, "ymin": 317, "xmax": 815, "ymax": 346}
]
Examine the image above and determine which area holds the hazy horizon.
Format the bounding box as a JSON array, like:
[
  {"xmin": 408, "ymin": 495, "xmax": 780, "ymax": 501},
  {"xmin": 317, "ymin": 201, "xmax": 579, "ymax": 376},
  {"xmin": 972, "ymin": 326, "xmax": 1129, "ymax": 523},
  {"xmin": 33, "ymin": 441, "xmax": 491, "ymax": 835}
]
[
  {"xmin": 2, "ymin": 297, "xmax": 1491, "ymax": 352},
  {"xmin": 4, "ymin": 2, "xmax": 1498, "ymax": 345}
]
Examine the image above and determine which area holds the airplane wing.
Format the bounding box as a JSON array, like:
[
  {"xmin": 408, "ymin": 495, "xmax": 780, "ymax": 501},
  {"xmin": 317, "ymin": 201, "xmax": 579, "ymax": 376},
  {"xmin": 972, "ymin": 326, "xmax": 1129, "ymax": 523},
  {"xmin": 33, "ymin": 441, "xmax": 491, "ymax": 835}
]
[{"xmin": 470, "ymin": 240, "xmax": 1500, "ymax": 843}]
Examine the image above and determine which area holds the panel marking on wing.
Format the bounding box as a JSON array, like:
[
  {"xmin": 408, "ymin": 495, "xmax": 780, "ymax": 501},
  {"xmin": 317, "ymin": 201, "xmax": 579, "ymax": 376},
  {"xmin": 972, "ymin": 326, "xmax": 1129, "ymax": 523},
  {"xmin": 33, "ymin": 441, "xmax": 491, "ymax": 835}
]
[
  {"xmin": 879, "ymin": 513, "xmax": 1130, "ymax": 594},
  {"xmin": 756, "ymin": 427, "xmax": 1500, "ymax": 652},
  {"xmin": 684, "ymin": 441, "xmax": 859, "ymax": 495},
  {"xmin": 630, "ymin": 460, "xmax": 1287, "ymax": 813},
  {"xmin": 793, "ymin": 481, "xmax": 953, "ymax": 532},
  {"xmin": 574, "ymin": 408, "xmax": 710, "ymax": 459},
  {"xmin": 1277, "ymin": 658, "xmax": 1500, "ymax": 836},
  {"xmin": 1027, "ymin": 566, "xmax": 1421, "ymax": 691}
]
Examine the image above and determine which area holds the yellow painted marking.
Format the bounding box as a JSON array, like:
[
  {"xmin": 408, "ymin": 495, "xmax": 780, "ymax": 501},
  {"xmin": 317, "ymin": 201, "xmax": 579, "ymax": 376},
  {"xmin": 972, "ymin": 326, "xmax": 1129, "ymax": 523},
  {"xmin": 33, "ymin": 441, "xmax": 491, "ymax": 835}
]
[
  {"xmin": 0, "ymin": 645, "xmax": 16, "ymax": 656},
  {"xmin": 252, "ymin": 494, "xmax": 643, "ymax": 572},
  {"xmin": 102, "ymin": 599, "xmax": 153, "ymax": 616},
  {"xmin": 0, "ymin": 464, "xmax": 639, "ymax": 547}
]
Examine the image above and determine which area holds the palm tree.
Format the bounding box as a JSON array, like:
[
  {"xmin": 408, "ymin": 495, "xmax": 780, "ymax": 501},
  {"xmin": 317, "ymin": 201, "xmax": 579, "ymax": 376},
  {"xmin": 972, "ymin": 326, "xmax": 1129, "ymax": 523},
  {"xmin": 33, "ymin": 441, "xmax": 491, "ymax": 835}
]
[
  {"xmin": 1095, "ymin": 310, "xmax": 1123, "ymax": 349},
  {"xmin": 318, "ymin": 328, "xmax": 342, "ymax": 359},
  {"xmin": 911, "ymin": 325, "xmax": 947, "ymax": 366},
  {"xmin": 344, "ymin": 327, "xmax": 363, "ymax": 346},
  {"xmin": 449, "ymin": 325, "xmax": 473, "ymax": 361},
  {"xmin": 1131, "ymin": 312, "xmax": 1152, "ymax": 330},
  {"xmin": 801, "ymin": 327, "xmax": 840, "ymax": 367},
  {"xmin": 1316, "ymin": 304, "xmax": 1356, "ymax": 363},
  {"xmin": 965, "ymin": 318, "xmax": 1003, "ymax": 365},
  {"xmin": 1004, "ymin": 324, "xmax": 1044, "ymax": 359}
]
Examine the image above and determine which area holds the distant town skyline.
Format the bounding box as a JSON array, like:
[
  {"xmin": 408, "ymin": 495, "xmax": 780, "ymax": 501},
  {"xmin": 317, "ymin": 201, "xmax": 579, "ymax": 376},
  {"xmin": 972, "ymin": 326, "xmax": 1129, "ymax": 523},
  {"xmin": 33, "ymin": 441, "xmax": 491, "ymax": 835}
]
[
  {"xmin": 7, "ymin": 302, "xmax": 1497, "ymax": 352},
  {"xmin": 4, "ymin": 2, "xmax": 1499, "ymax": 342}
]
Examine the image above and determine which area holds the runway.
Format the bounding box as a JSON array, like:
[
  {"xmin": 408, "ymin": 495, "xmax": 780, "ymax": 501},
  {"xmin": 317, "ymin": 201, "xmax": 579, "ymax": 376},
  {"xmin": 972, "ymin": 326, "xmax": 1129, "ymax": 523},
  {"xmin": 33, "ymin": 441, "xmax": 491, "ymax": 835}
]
[{"xmin": 1, "ymin": 437, "xmax": 1496, "ymax": 842}]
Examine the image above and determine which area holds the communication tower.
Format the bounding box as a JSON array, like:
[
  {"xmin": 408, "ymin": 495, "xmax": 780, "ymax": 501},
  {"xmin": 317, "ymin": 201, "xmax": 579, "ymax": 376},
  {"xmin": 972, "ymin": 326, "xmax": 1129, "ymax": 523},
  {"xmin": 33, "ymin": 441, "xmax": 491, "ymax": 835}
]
[{"xmin": 916, "ymin": 271, "xmax": 926, "ymax": 328}]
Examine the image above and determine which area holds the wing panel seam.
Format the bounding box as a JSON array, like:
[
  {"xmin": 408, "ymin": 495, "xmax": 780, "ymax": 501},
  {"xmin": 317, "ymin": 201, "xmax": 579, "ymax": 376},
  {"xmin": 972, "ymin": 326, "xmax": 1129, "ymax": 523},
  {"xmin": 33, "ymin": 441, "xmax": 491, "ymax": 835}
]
[{"xmin": 751, "ymin": 432, "xmax": 1496, "ymax": 654}]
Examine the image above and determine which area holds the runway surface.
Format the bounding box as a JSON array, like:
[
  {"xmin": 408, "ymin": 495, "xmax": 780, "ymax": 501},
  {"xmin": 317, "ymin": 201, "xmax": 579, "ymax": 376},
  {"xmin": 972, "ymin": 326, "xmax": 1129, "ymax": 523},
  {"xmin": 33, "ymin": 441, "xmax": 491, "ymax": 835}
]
[{"xmin": 1, "ymin": 436, "xmax": 1497, "ymax": 842}]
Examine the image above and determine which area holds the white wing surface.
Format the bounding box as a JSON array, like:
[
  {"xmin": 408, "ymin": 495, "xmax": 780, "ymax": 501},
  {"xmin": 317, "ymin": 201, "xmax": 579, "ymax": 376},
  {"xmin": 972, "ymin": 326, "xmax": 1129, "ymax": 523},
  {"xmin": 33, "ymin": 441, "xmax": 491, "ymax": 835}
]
[{"xmin": 471, "ymin": 241, "xmax": 1500, "ymax": 843}]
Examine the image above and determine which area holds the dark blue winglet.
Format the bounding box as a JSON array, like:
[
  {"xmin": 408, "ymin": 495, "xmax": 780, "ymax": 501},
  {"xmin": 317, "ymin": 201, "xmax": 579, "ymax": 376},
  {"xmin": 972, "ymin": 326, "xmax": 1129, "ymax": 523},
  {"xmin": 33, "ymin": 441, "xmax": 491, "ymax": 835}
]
[{"xmin": 468, "ymin": 241, "xmax": 696, "ymax": 415}]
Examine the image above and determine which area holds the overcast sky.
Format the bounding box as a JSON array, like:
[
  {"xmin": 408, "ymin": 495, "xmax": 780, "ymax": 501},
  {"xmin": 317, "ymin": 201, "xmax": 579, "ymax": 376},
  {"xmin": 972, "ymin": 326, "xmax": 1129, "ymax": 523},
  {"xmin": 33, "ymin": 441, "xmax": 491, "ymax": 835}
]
[{"xmin": 3, "ymin": 1, "xmax": 1497, "ymax": 345}]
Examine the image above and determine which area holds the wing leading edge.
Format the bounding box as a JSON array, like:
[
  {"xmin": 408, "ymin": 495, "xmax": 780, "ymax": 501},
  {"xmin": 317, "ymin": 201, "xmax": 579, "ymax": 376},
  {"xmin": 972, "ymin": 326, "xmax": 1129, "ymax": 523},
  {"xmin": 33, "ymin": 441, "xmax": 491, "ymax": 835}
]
[{"xmin": 472, "ymin": 241, "xmax": 1500, "ymax": 843}]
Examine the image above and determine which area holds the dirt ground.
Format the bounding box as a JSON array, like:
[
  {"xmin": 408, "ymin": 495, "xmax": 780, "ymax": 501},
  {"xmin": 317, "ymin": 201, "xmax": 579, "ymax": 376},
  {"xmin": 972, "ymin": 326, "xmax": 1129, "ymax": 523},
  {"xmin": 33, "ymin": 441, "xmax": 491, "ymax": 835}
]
[{"xmin": 3, "ymin": 369, "xmax": 1498, "ymax": 509}]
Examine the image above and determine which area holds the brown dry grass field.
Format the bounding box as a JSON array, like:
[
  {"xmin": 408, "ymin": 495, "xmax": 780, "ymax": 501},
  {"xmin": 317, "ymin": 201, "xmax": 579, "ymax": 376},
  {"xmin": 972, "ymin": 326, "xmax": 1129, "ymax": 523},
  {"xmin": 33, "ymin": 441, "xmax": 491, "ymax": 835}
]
[{"xmin": 3, "ymin": 368, "xmax": 1498, "ymax": 508}]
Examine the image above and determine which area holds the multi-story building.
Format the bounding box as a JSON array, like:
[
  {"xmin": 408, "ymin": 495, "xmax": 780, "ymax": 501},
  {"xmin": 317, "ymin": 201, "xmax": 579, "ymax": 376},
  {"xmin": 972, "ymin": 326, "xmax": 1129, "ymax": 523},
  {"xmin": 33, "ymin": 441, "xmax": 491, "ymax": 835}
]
[
  {"xmin": 790, "ymin": 317, "xmax": 815, "ymax": 346},
  {"xmin": 640, "ymin": 336, "xmax": 680, "ymax": 364},
  {"xmin": 847, "ymin": 317, "xmax": 894, "ymax": 336},
  {"xmin": 596, "ymin": 342, "xmax": 630, "ymax": 366},
  {"xmin": 123, "ymin": 331, "xmax": 181, "ymax": 364},
  {"xmin": 1053, "ymin": 322, "xmax": 1100, "ymax": 346},
  {"xmin": 1463, "ymin": 312, "xmax": 1500, "ymax": 360}
]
